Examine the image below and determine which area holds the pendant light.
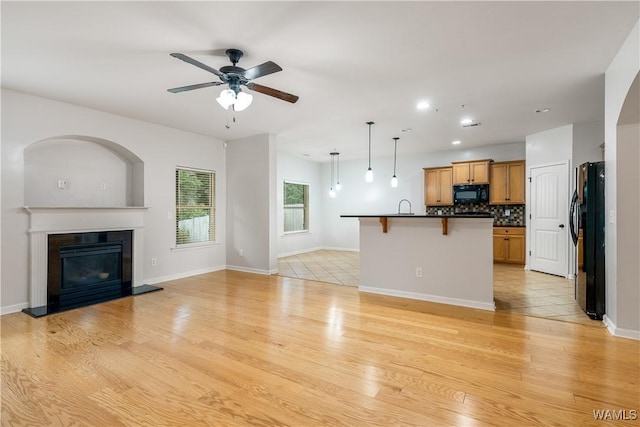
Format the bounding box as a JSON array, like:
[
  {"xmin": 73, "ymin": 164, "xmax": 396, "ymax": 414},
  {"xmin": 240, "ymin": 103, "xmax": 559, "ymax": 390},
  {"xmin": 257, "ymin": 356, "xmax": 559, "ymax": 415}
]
[
  {"xmin": 329, "ymin": 152, "xmax": 339, "ymax": 198},
  {"xmin": 391, "ymin": 137, "xmax": 399, "ymax": 188},
  {"xmin": 365, "ymin": 121, "xmax": 375, "ymax": 183},
  {"xmin": 335, "ymin": 151, "xmax": 342, "ymax": 191}
]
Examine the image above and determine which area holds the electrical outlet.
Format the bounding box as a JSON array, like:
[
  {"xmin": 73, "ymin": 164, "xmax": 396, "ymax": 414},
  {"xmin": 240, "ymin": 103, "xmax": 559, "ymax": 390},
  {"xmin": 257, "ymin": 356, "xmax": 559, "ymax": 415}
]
[
  {"xmin": 239, "ymin": 249, "xmax": 244, "ymax": 257},
  {"xmin": 437, "ymin": 210, "xmax": 443, "ymax": 215},
  {"xmin": 504, "ymin": 209, "xmax": 511, "ymax": 217},
  {"xmin": 57, "ymin": 179, "xmax": 67, "ymax": 189},
  {"xmin": 99, "ymin": 182, "xmax": 107, "ymax": 190},
  {"xmin": 151, "ymin": 258, "xmax": 157, "ymax": 266},
  {"xmin": 415, "ymin": 267, "xmax": 423, "ymax": 278}
]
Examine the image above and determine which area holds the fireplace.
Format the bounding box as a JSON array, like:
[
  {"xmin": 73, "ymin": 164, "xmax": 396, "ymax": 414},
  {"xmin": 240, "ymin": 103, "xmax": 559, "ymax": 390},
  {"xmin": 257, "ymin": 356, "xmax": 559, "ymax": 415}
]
[
  {"xmin": 47, "ymin": 230, "xmax": 133, "ymax": 312},
  {"xmin": 23, "ymin": 206, "xmax": 162, "ymax": 317},
  {"xmin": 48, "ymin": 230, "xmax": 133, "ymax": 311}
]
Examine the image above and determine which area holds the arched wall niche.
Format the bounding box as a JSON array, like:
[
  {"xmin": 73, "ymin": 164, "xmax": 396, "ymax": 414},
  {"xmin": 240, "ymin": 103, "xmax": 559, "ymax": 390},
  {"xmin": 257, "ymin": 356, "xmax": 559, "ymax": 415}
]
[{"xmin": 24, "ymin": 135, "xmax": 144, "ymax": 207}]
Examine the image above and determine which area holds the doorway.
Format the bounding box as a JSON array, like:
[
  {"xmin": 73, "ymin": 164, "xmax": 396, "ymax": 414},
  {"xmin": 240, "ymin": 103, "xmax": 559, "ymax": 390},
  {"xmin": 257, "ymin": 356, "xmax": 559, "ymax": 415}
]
[{"xmin": 529, "ymin": 161, "xmax": 570, "ymax": 277}]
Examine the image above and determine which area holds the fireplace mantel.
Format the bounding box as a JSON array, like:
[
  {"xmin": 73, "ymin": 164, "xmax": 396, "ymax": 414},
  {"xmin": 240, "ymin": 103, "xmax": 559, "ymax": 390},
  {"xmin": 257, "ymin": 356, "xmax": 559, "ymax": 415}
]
[{"xmin": 24, "ymin": 206, "xmax": 148, "ymax": 307}]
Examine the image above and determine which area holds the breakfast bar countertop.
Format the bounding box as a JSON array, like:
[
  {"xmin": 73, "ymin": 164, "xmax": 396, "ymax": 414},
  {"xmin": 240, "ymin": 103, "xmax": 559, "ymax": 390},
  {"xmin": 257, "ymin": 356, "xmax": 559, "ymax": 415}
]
[{"xmin": 340, "ymin": 213, "xmax": 494, "ymax": 218}]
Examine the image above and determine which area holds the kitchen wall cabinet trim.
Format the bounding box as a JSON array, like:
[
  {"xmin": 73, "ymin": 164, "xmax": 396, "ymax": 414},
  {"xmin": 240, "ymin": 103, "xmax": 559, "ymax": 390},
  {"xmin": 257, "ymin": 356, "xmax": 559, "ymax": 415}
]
[
  {"xmin": 489, "ymin": 160, "xmax": 525, "ymax": 205},
  {"xmin": 451, "ymin": 159, "xmax": 492, "ymax": 185},
  {"xmin": 424, "ymin": 167, "xmax": 453, "ymax": 206}
]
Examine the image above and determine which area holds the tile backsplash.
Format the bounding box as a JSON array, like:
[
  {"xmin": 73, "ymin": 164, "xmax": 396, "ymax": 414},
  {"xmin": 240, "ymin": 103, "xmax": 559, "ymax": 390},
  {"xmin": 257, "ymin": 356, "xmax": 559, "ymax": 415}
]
[{"xmin": 425, "ymin": 203, "xmax": 526, "ymax": 226}]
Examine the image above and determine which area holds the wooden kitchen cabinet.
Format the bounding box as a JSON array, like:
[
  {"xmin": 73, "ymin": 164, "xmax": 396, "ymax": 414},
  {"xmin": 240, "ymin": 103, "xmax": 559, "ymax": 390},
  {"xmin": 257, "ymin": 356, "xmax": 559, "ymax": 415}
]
[
  {"xmin": 489, "ymin": 160, "xmax": 525, "ymax": 204},
  {"xmin": 424, "ymin": 167, "xmax": 453, "ymax": 206},
  {"xmin": 452, "ymin": 159, "xmax": 491, "ymax": 185},
  {"xmin": 493, "ymin": 227, "xmax": 525, "ymax": 264}
]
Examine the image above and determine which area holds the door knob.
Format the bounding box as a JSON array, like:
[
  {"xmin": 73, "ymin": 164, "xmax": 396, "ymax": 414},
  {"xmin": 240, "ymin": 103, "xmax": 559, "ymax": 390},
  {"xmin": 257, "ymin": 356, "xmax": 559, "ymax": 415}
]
[{"xmin": 559, "ymin": 224, "xmax": 565, "ymax": 228}]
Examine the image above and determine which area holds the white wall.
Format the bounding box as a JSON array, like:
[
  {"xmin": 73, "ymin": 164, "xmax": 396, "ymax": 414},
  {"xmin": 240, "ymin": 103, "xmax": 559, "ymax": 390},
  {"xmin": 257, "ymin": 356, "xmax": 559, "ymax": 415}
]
[
  {"xmin": 604, "ymin": 19, "xmax": 640, "ymax": 338},
  {"xmin": 226, "ymin": 134, "xmax": 277, "ymax": 273},
  {"xmin": 1, "ymin": 89, "xmax": 227, "ymax": 313},
  {"xmin": 24, "ymin": 138, "xmax": 131, "ymax": 207},
  {"xmin": 525, "ymin": 124, "xmax": 573, "ymax": 168},
  {"xmin": 322, "ymin": 141, "xmax": 525, "ymax": 250},
  {"xmin": 276, "ymin": 154, "xmax": 323, "ymax": 257},
  {"xmin": 525, "ymin": 125, "xmax": 574, "ymax": 274},
  {"xmin": 572, "ymin": 121, "xmax": 604, "ymax": 168}
]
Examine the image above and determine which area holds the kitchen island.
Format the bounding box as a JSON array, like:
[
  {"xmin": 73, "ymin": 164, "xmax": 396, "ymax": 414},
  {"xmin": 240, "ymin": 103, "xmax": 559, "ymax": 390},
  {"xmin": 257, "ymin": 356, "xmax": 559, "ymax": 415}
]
[{"xmin": 341, "ymin": 214, "xmax": 495, "ymax": 311}]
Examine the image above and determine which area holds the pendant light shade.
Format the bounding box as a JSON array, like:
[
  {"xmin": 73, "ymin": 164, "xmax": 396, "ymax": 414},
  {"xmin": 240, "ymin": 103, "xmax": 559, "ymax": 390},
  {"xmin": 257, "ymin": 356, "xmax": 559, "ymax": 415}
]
[
  {"xmin": 329, "ymin": 151, "xmax": 340, "ymax": 198},
  {"xmin": 391, "ymin": 137, "xmax": 399, "ymax": 188},
  {"xmin": 365, "ymin": 121, "xmax": 375, "ymax": 183},
  {"xmin": 335, "ymin": 152, "xmax": 341, "ymax": 191}
]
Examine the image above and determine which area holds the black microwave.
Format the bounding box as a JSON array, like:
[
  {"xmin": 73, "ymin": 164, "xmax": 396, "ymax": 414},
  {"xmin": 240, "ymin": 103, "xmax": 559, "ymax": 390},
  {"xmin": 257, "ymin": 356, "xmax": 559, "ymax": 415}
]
[{"xmin": 453, "ymin": 184, "xmax": 489, "ymax": 204}]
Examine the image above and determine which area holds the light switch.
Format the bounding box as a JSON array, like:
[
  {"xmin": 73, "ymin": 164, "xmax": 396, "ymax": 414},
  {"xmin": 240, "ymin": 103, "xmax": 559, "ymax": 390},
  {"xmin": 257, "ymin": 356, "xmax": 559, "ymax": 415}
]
[
  {"xmin": 609, "ymin": 210, "xmax": 616, "ymax": 224},
  {"xmin": 57, "ymin": 179, "xmax": 67, "ymax": 189}
]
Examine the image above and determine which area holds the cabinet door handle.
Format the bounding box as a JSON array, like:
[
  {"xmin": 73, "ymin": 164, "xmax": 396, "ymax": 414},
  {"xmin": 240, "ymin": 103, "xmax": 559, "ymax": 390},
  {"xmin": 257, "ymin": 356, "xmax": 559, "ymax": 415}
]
[{"xmin": 559, "ymin": 224, "xmax": 565, "ymax": 228}]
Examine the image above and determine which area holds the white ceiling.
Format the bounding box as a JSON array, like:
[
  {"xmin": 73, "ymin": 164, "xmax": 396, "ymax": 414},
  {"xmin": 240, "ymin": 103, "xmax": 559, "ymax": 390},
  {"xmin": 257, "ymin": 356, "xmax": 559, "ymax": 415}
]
[{"xmin": 2, "ymin": 1, "xmax": 638, "ymax": 162}]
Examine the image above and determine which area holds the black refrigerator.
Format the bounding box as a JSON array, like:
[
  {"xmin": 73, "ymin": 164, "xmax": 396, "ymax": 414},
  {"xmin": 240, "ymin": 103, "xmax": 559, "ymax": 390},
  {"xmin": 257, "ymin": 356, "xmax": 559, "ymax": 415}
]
[{"xmin": 570, "ymin": 161, "xmax": 605, "ymax": 320}]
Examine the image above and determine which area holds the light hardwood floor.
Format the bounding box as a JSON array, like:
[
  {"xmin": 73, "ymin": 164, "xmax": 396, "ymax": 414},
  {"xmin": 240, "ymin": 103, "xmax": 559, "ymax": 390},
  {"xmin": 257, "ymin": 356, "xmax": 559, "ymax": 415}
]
[
  {"xmin": 2, "ymin": 270, "xmax": 638, "ymax": 426},
  {"xmin": 278, "ymin": 250, "xmax": 599, "ymax": 327}
]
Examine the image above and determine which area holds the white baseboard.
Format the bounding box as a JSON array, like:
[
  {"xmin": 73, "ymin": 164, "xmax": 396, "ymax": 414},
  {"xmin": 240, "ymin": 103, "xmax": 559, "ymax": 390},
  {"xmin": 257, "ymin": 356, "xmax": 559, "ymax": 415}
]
[
  {"xmin": 603, "ymin": 315, "xmax": 640, "ymax": 340},
  {"xmin": 358, "ymin": 286, "xmax": 496, "ymax": 311},
  {"xmin": 322, "ymin": 246, "xmax": 359, "ymax": 252},
  {"xmin": 0, "ymin": 302, "xmax": 30, "ymax": 316},
  {"xmin": 226, "ymin": 265, "xmax": 277, "ymax": 275},
  {"xmin": 145, "ymin": 265, "xmax": 226, "ymax": 285}
]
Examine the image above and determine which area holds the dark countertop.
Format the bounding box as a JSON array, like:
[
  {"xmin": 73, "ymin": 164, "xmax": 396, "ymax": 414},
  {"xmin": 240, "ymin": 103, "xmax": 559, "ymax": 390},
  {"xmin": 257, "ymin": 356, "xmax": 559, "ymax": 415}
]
[
  {"xmin": 493, "ymin": 224, "xmax": 526, "ymax": 228},
  {"xmin": 340, "ymin": 214, "xmax": 494, "ymax": 219}
]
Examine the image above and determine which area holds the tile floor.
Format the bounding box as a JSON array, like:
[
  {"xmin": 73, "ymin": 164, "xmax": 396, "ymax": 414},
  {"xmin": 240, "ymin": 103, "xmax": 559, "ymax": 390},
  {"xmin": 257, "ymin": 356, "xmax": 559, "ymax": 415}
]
[
  {"xmin": 276, "ymin": 250, "xmax": 360, "ymax": 287},
  {"xmin": 276, "ymin": 250, "xmax": 603, "ymax": 327}
]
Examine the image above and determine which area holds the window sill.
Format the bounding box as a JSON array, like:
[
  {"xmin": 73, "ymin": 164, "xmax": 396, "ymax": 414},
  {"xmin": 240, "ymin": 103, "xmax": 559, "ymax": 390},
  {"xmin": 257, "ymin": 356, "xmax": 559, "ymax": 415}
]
[
  {"xmin": 283, "ymin": 230, "xmax": 309, "ymax": 236},
  {"xmin": 171, "ymin": 242, "xmax": 220, "ymax": 251}
]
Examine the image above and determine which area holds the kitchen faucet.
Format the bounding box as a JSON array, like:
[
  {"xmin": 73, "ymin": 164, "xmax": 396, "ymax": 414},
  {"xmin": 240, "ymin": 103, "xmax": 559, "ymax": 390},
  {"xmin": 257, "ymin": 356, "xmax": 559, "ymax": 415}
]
[{"xmin": 398, "ymin": 199, "xmax": 413, "ymax": 215}]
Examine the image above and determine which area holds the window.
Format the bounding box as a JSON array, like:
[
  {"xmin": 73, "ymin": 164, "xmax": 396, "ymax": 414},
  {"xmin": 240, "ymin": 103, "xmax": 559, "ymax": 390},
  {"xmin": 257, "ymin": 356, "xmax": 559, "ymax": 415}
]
[
  {"xmin": 176, "ymin": 167, "xmax": 215, "ymax": 245},
  {"xmin": 283, "ymin": 181, "xmax": 309, "ymax": 233}
]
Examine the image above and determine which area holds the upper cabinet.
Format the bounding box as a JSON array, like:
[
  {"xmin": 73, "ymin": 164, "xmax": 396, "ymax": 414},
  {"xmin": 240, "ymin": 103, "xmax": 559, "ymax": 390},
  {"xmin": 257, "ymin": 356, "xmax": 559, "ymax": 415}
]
[
  {"xmin": 424, "ymin": 167, "xmax": 453, "ymax": 206},
  {"xmin": 489, "ymin": 160, "xmax": 525, "ymax": 204},
  {"xmin": 451, "ymin": 160, "xmax": 491, "ymax": 185}
]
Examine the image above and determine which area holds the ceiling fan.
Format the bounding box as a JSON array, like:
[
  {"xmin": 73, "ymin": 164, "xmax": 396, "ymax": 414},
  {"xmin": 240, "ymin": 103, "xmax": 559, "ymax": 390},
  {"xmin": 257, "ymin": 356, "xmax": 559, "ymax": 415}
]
[{"xmin": 168, "ymin": 49, "xmax": 299, "ymax": 111}]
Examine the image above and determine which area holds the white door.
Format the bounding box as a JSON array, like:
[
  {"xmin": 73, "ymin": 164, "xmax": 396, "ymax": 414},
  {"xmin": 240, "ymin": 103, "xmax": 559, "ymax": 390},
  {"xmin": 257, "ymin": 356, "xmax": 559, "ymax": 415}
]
[{"xmin": 529, "ymin": 162, "xmax": 569, "ymax": 277}]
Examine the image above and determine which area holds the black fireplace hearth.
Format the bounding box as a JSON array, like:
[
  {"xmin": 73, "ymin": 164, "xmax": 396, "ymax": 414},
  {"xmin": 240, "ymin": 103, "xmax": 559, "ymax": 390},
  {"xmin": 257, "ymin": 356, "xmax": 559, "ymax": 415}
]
[{"xmin": 22, "ymin": 230, "xmax": 161, "ymax": 317}]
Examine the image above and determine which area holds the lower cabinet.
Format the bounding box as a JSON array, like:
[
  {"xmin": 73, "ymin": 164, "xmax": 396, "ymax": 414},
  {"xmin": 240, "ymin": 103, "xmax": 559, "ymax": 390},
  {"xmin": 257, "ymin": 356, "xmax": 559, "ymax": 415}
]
[{"xmin": 493, "ymin": 227, "xmax": 525, "ymax": 264}]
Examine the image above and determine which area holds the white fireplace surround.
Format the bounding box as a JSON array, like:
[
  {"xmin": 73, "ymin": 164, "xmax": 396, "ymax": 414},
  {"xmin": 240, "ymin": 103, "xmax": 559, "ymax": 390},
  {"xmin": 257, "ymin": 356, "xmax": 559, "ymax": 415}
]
[{"xmin": 24, "ymin": 206, "xmax": 147, "ymax": 308}]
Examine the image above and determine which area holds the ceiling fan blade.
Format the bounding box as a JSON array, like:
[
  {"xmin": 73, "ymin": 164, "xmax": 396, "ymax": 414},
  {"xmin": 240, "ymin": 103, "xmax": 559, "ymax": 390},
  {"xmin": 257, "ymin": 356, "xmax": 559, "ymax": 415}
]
[
  {"xmin": 170, "ymin": 53, "xmax": 224, "ymax": 78},
  {"xmin": 167, "ymin": 81, "xmax": 223, "ymax": 93},
  {"xmin": 246, "ymin": 83, "xmax": 299, "ymax": 103},
  {"xmin": 242, "ymin": 61, "xmax": 283, "ymax": 80}
]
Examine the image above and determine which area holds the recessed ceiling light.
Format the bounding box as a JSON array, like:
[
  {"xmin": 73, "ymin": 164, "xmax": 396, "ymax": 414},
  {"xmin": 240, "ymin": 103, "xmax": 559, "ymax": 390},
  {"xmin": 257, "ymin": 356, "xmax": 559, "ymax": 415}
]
[
  {"xmin": 535, "ymin": 108, "xmax": 551, "ymax": 113},
  {"xmin": 417, "ymin": 101, "xmax": 430, "ymax": 110},
  {"xmin": 401, "ymin": 128, "xmax": 412, "ymax": 132},
  {"xmin": 460, "ymin": 118, "xmax": 473, "ymax": 125},
  {"xmin": 452, "ymin": 140, "xmax": 461, "ymax": 145}
]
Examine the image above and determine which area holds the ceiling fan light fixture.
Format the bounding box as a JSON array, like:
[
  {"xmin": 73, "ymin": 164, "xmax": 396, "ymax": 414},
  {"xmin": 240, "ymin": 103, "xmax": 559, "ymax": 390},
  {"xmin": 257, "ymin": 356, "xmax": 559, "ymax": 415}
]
[
  {"xmin": 234, "ymin": 91, "xmax": 253, "ymax": 111},
  {"xmin": 216, "ymin": 89, "xmax": 235, "ymax": 109}
]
